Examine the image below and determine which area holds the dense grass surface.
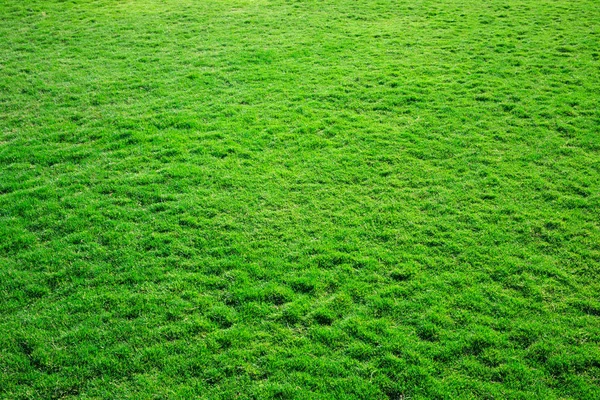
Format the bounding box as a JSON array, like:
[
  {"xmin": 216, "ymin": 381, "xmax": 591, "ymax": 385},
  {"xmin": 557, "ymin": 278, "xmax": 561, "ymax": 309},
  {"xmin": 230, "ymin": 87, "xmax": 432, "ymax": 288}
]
[{"xmin": 1, "ymin": 0, "xmax": 599, "ymax": 398}]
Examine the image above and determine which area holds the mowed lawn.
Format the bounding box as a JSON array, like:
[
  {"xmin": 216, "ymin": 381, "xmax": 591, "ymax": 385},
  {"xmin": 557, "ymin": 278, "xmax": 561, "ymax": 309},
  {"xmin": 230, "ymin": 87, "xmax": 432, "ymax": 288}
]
[{"xmin": 1, "ymin": 0, "xmax": 599, "ymax": 398}]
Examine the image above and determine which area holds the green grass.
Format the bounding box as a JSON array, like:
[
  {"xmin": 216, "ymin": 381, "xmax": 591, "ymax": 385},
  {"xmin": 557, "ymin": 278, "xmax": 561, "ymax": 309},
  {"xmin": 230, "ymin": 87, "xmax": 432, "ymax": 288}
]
[{"xmin": 1, "ymin": 0, "xmax": 599, "ymax": 398}]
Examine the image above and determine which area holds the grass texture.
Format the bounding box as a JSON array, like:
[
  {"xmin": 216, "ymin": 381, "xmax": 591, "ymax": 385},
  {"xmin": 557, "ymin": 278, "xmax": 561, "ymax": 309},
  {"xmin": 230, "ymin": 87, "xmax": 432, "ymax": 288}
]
[{"xmin": 1, "ymin": 0, "xmax": 599, "ymax": 398}]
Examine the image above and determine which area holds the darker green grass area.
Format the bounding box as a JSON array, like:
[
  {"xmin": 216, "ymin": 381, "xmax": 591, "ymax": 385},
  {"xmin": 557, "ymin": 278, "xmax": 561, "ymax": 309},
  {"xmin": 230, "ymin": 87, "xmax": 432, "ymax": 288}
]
[{"xmin": 1, "ymin": 0, "xmax": 599, "ymax": 398}]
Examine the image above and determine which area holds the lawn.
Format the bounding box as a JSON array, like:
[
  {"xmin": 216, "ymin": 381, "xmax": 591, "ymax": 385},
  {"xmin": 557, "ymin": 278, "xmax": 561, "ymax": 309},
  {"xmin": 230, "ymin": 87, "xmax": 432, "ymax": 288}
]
[{"xmin": 1, "ymin": 0, "xmax": 599, "ymax": 398}]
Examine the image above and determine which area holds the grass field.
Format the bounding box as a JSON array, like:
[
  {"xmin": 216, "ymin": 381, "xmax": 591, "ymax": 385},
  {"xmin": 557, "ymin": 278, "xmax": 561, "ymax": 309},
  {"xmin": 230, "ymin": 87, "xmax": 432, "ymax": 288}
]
[{"xmin": 1, "ymin": 0, "xmax": 599, "ymax": 398}]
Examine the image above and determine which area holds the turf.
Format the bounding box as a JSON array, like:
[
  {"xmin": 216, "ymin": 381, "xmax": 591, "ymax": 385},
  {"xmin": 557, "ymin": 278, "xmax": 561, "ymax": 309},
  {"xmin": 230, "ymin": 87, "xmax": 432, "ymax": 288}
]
[{"xmin": 1, "ymin": 0, "xmax": 599, "ymax": 398}]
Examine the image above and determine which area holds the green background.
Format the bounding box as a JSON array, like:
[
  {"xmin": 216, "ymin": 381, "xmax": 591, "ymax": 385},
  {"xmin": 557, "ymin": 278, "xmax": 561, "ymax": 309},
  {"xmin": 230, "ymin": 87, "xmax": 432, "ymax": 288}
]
[{"xmin": 1, "ymin": 0, "xmax": 599, "ymax": 398}]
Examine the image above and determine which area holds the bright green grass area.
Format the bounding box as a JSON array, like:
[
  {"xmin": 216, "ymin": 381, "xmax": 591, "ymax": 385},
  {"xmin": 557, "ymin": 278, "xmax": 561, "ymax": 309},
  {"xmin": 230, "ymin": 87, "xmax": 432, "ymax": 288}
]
[{"xmin": 1, "ymin": 0, "xmax": 599, "ymax": 398}]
